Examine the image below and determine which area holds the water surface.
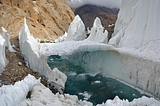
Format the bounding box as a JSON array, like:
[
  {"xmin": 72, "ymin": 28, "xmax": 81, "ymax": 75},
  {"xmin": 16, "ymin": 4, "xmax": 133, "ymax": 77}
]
[{"xmin": 47, "ymin": 55, "xmax": 147, "ymax": 105}]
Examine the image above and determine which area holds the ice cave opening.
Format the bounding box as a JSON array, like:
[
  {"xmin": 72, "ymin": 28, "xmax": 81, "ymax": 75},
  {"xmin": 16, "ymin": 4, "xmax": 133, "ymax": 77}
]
[{"xmin": 47, "ymin": 55, "xmax": 150, "ymax": 105}]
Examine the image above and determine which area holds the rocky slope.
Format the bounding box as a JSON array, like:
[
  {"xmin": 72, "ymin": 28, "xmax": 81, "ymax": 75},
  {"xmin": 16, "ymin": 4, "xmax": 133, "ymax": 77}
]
[
  {"xmin": 74, "ymin": 5, "xmax": 119, "ymax": 39},
  {"xmin": 0, "ymin": 0, "xmax": 75, "ymax": 40}
]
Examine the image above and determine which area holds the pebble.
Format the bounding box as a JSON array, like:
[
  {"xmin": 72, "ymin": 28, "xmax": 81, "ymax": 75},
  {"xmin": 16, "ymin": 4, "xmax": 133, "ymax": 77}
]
[{"xmin": 18, "ymin": 62, "xmax": 22, "ymax": 66}]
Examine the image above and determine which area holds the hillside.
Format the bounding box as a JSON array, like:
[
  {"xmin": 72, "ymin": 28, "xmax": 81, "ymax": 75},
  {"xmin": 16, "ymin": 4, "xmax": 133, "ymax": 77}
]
[
  {"xmin": 74, "ymin": 5, "xmax": 119, "ymax": 39},
  {"xmin": 0, "ymin": 0, "xmax": 75, "ymax": 40}
]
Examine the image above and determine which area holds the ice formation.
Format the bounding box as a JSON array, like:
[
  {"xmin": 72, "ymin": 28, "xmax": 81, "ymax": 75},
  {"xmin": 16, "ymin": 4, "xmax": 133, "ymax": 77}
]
[
  {"xmin": 1, "ymin": 74, "xmax": 159, "ymax": 106},
  {"xmin": 65, "ymin": 15, "xmax": 86, "ymax": 41},
  {"xmin": 19, "ymin": 83, "xmax": 92, "ymax": 106},
  {"xmin": 0, "ymin": 74, "xmax": 40, "ymax": 106},
  {"xmin": 97, "ymin": 96, "xmax": 160, "ymax": 106},
  {"xmin": 41, "ymin": 0, "xmax": 160, "ymax": 97},
  {"xmin": 0, "ymin": 74, "xmax": 92, "ymax": 106},
  {"xmin": 55, "ymin": 15, "xmax": 86, "ymax": 43},
  {"xmin": 108, "ymin": 0, "xmax": 160, "ymax": 97},
  {"xmin": 40, "ymin": 40, "xmax": 114, "ymax": 56},
  {"xmin": 1, "ymin": 27, "xmax": 16, "ymax": 52},
  {"xmin": 0, "ymin": 27, "xmax": 16, "ymax": 72},
  {"xmin": 19, "ymin": 18, "xmax": 67, "ymax": 93},
  {"xmin": 55, "ymin": 32, "xmax": 67, "ymax": 43},
  {"xmin": 87, "ymin": 17, "xmax": 108, "ymax": 44},
  {"xmin": 0, "ymin": 36, "xmax": 8, "ymax": 72},
  {"xmin": 110, "ymin": 0, "xmax": 160, "ymax": 51},
  {"xmin": 86, "ymin": 27, "xmax": 91, "ymax": 34},
  {"xmin": 14, "ymin": 0, "xmax": 160, "ymax": 104},
  {"xmin": 65, "ymin": 0, "xmax": 160, "ymax": 98}
]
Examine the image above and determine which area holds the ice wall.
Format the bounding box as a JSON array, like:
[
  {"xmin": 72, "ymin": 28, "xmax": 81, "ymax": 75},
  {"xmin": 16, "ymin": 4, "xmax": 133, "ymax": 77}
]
[
  {"xmin": 40, "ymin": 40, "xmax": 114, "ymax": 56},
  {"xmin": 87, "ymin": 17, "xmax": 108, "ymax": 44},
  {"xmin": 65, "ymin": 15, "xmax": 86, "ymax": 41},
  {"xmin": 1, "ymin": 27, "xmax": 16, "ymax": 52},
  {"xmin": 66, "ymin": 49, "xmax": 160, "ymax": 97},
  {"xmin": 109, "ymin": 0, "xmax": 160, "ymax": 51},
  {"xmin": 19, "ymin": 18, "xmax": 67, "ymax": 93},
  {"xmin": 0, "ymin": 36, "xmax": 8, "ymax": 72}
]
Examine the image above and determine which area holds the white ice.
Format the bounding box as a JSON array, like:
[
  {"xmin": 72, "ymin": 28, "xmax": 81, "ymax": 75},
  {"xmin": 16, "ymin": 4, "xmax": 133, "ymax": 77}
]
[
  {"xmin": 0, "ymin": 36, "xmax": 8, "ymax": 73},
  {"xmin": 97, "ymin": 96, "xmax": 160, "ymax": 106},
  {"xmin": 65, "ymin": 15, "xmax": 86, "ymax": 41},
  {"xmin": 87, "ymin": 17, "xmax": 108, "ymax": 44},
  {"xmin": 0, "ymin": 74, "xmax": 40, "ymax": 106},
  {"xmin": 16, "ymin": 0, "xmax": 160, "ymax": 105},
  {"xmin": 19, "ymin": 18, "xmax": 67, "ymax": 93},
  {"xmin": 55, "ymin": 32, "xmax": 68, "ymax": 43},
  {"xmin": 79, "ymin": 91, "xmax": 91, "ymax": 100},
  {"xmin": 55, "ymin": 15, "xmax": 86, "ymax": 43},
  {"xmin": 109, "ymin": 0, "xmax": 160, "ymax": 52},
  {"xmin": 40, "ymin": 40, "xmax": 115, "ymax": 56},
  {"xmin": 65, "ymin": 0, "xmax": 160, "ymax": 98},
  {"xmin": 1, "ymin": 75, "xmax": 159, "ymax": 106},
  {"xmin": 19, "ymin": 83, "xmax": 92, "ymax": 106},
  {"xmin": 1, "ymin": 27, "xmax": 16, "ymax": 52},
  {"xmin": 0, "ymin": 26, "xmax": 16, "ymax": 72}
]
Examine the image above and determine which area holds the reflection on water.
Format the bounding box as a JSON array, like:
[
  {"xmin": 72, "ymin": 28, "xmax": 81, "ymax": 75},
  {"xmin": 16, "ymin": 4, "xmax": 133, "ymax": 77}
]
[{"xmin": 47, "ymin": 55, "xmax": 147, "ymax": 105}]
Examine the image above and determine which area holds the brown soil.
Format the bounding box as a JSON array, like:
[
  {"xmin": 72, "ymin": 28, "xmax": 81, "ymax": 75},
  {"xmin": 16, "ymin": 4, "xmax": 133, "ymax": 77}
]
[{"xmin": 0, "ymin": 36, "xmax": 47, "ymax": 87}]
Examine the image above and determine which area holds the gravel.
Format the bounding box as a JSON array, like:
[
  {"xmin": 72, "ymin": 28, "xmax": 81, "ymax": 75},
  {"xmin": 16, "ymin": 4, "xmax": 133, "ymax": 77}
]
[{"xmin": 0, "ymin": 36, "xmax": 47, "ymax": 87}]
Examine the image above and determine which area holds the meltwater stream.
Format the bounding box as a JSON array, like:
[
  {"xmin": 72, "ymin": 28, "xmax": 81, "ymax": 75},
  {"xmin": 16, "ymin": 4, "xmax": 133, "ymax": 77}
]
[{"xmin": 47, "ymin": 55, "xmax": 147, "ymax": 105}]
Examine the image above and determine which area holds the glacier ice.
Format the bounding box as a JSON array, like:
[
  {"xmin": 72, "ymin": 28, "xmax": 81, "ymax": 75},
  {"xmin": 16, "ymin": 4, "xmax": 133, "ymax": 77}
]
[
  {"xmin": 19, "ymin": 83, "xmax": 93, "ymax": 106},
  {"xmin": 107, "ymin": 0, "xmax": 160, "ymax": 97},
  {"xmin": 97, "ymin": 96, "xmax": 160, "ymax": 106},
  {"xmin": 15, "ymin": 0, "xmax": 160, "ymax": 104},
  {"xmin": 1, "ymin": 27, "xmax": 16, "ymax": 52},
  {"xmin": 0, "ymin": 74, "xmax": 40, "ymax": 106},
  {"xmin": 87, "ymin": 17, "xmax": 108, "ymax": 44},
  {"xmin": 65, "ymin": 15, "xmax": 86, "ymax": 41},
  {"xmin": 40, "ymin": 40, "xmax": 115, "ymax": 56},
  {"xmin": 0, "ymin": 74, "xmax": 92, "ymax": 106},
  {"xmin": 0, "ymin": 26, "xmax": 16, "ymax": 73},
  {"xmin": 55, "ymin": 15, "xmax": 86, "ymax": 43},
  {"xmin": 1, "ymin": 74, "xmax": 159, "ymax": 106},
  {"xmin": 110, "ymin": 0, "xmax": 160, "ymax": 51},
  {"xmin": 19, "ymin": 18, "xmax": 67, "ymax": 93},
  {"xmin": 65, "ymin": 0, "xmax": 160, "ymax": 98},
  {"xmin": 0, "ymin": 36, "xmax": 8, "ymax": 72},
  {"xmin": 55, "ymin": 32, "xmax": 67, "ymax": 43}
]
